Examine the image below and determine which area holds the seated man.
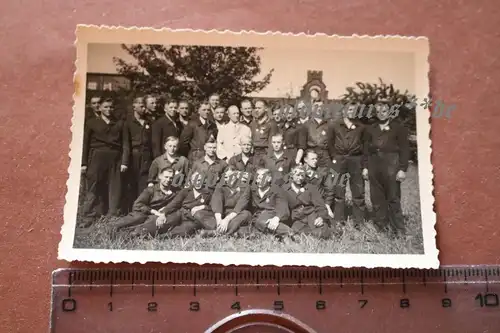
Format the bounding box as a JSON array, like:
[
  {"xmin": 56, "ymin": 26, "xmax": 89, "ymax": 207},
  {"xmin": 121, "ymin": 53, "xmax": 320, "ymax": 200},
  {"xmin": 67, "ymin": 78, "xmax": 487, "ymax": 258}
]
[
  {"xmin": 110, "ymin": 167, "xmax": 179, "ymax": 234},
  {"xmin": 202, "ymin": 168, "xmax": 252, "ymax": 237},
  {"xmin": 303, "ymin": 149, "xmax": 335, "ymax": 219},
  {"xmin": 250, "ymin": 168, "xmax": 293, "ymax": 238},
  {"xmin": 281, "ymin": 165, "xmax": 332, "ymax": 239},
  {"xmin": 258, "ymin": 133, "xmax": 293, "ymax": 186},
  {"xmin": 189, "ymin": 137, "xmax": 227, "ymax": 189},
  {"xmin": 148, "ymin": 136, "xmax": 189, "ymax": 188},
  {"xmin": 138, "ymin": 171, "xmax": 216, "ymax": 237}
]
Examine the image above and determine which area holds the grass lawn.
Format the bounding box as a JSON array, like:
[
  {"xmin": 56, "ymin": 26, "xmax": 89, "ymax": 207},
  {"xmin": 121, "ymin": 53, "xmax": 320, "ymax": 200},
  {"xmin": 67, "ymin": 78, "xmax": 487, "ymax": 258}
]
[{"xmin": 73, "ymin": 163, "xmax": 424, "ymax": 255}]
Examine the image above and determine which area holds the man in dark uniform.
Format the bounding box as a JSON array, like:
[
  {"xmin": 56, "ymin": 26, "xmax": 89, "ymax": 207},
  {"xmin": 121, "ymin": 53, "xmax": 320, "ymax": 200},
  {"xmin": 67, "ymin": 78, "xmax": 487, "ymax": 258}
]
[
  {"xmin": 111, "ymin": 167, "xmax": 179, "ymax": 235},
  {"xmin": 363, "ymin": 101, "xmax": 409, "ymax": 236},
  {"xmin": 213, "ymin": 105, "xmax": 227, "ymax": 131},
  {"xmin": 179, "ymin": 101, "xmax": 218, "ymax": 163},
  {"xmin": 200, "ymin": 168, "xmax": 252, "ymax": 237},
  {"xmin": 189, "ymin": 137, "xmax": 227, "ymax": 190},
  {"xmin": 257, "ymin": 133, "xmax": 293, "ymax": 186},
  {"xmin": 298, "ymin": 99, "xmax": 331, "ymax": 168},
  {"xmin": 208, "ymin": 93, "xmax": 220, "ymax": 114},
  {"xmin": 144, "ymin": 94, "xmax": 159, "ymax": 122},
  {"xmin": 177, "ymin": 100, "xmax": 191, "ymax": 131},
  {"xmin": 327, "ymin": 103, "xmax": 367, "ymax": 227},
  {"xmin": 303, "ymin": 149, "xmax": 335, "ymax": 220},
  {"xmin": 239, "ymin": 99, "xmax": 253, "ymax": 126},
  {"xmin": 279, "ymin": 104, "xmax": 303, "ymax": 164},
  {"xmin": 81, "ymin": 97, "xmax": 128, "ymax": 224},
  {"xmin": 281, "ymin": 166, "xmax": 332, "ymax": 239},
  {"xmin": 271, "ymin": 105, "xmax": 283, "ymax": 127},
  {"xmin": 227, "ymin": 136, "xmax": 258, "ymax": 186},
  {"xmin": 148, "ymin": 136, "xmax": 189, "ymax": 188},
  {"xmin": 249, "ymin": 99, "xmax": 279, "ymax": 162},
  {"xmin": 251, "ymin": 168, "xmax": 293, "ymax": 238},
  {"xmin": 85, "ymin": 96, "xmax": 101, "ymax": 121},
  {"xmin": 296, "ymin": 99, "xmax": 310, "ymax": 126},
  {"xmin": 228, "ymin": 136, "xmax": 258, "ymax": 173},
  {"xmin": 150, "ymin": 171, "xmax": 216, "ymax": 237},
  {"xmin": 123, "ymin": 96, "xmax": 153, "ymax": 210},
  {"xmin": 152, "ymin": 99, "xmax": 181, "ymax": 158}
]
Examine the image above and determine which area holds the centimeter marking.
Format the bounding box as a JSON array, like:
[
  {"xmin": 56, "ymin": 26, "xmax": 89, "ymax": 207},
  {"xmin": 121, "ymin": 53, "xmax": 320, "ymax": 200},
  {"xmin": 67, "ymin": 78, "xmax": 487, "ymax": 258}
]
[{"xmin": 57, "ymin": 266, "xmax": 500, "ymax": 297}]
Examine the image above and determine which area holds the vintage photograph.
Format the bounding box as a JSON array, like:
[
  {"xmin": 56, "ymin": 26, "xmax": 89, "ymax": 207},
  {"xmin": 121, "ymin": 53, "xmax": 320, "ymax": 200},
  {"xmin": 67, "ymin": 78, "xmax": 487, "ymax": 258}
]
[{"xmin": 59, "ymin": 26, "xmax": 437, "ymax": 268}]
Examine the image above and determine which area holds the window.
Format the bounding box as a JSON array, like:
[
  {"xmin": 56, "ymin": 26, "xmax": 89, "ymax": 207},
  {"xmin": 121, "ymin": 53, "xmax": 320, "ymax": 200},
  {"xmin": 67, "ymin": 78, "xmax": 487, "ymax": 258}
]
[
  {"xmin": 103, "ymin": 82, "xmax": 113, "ymax": 91},
  {"xmin": 87, "ymin": 81, "xmax": 97, "ymax": 90}
]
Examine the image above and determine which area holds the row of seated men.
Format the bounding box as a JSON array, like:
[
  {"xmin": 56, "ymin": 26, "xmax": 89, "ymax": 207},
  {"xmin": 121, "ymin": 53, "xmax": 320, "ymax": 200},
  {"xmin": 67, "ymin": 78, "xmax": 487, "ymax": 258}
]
[{"xmin": 109, "ymin": 164, "xmax": 338, "ymax": 240}]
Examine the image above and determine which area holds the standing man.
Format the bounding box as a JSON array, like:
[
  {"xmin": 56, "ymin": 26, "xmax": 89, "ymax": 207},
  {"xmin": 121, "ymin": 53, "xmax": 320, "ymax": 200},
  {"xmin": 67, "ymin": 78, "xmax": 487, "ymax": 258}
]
[
  {"xmin": 271, "ymin": 105, "xmax": 283, "ymax": 127},
  {"xmin": 239, "ymin": 99, "xmax": 253, "ymax": 126},
  {"xmin": 213, "ymin": 105, "xmax": 227, "ymax": 131},
  {"xmin": 152, "ymin": 99, "xmax": 181, "ymax": 158},
  {"xmin": 296, "ymin": 100, "xmax": 310, "ymax": 125},
  {"xmin": 363, "ymin": 102, "xmax": 409, "ymax": 236},
  {"xmin": 298, "ymin": 99, "xmax": 331, "ymax": 168},
  {"xmin": 177, "ymin": 100, "xmax": 191, "ymax": 130},
  {"xmin": 281, "ymin": 166, "xmax": 332, "ymax": 239},
  {"xmin": 250, "ymin": 99, "xmax": 279, "ymax": 162},
  {"xmin": 327, "ymin": 104, "xmax": 367, "ymax": 227},
  {"xmin": 208, "ymin": 93, "xmax": 220, "ymax": 114},
  {"xmin": 217, "ymin": 105, "xmax": 252, "ymax": 161},
  {"xmin": 179, "ymin": 101, "xmax": 218, "ymax": 163},
  {"xmin": 279, "ymin": 104, "xmax": 302, "ymax": 164},
  {"xmin": 124, "ymin": 96, "xmax": 153, "ymax": 210},
  {"xmin": 85, "ymin": 96, "xmax": 101, "ymax": 121},
  {"xmin": 81, "ymin": 97, "xmax": 129, "ymax": 224},
  {"xmin": 144, "ymin": 94, "xmax": 159, "ymax": 122}
]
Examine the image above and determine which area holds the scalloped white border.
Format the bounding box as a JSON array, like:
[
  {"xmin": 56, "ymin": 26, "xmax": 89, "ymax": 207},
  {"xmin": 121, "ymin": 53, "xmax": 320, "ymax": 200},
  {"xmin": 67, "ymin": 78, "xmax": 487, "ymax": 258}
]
[{"xmin": 58, "ymin": 25, "xmax": 437, "ymax": 268}]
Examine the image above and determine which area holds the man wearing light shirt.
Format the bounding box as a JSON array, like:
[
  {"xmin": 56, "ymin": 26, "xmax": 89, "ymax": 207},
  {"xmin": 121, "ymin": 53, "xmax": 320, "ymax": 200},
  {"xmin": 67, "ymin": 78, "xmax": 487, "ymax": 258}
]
[{"xmin": 217, "ymin": 105, "xmax": 252, "ymax": 160}]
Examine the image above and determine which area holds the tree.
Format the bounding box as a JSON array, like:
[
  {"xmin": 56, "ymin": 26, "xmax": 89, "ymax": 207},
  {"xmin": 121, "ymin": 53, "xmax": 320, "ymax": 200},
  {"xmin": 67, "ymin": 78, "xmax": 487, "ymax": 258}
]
[
  {"xmin": 339, "ymin": 78, "xmax": 417, "ymax": 131},
  {"xmin": 339, "ymin": 78, "xmax": 419, "ymax": 162},
  {"xmin": 113, "ymin": 44, "xmax": 274, "ymax": 108}
]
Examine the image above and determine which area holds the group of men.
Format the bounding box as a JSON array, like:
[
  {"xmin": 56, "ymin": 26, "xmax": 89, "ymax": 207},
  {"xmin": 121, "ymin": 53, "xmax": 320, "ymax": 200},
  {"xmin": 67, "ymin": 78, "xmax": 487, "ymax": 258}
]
[{"xmin": 80, "ymin": 92, "xmax": 410, "ymax": 241}]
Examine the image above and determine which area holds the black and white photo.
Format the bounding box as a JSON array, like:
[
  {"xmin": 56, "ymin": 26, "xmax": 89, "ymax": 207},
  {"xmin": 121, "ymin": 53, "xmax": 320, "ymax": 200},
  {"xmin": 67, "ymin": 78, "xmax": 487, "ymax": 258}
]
[{"xmin": 59, "ymin": 26, "xmax": 437, "ymax": 268}]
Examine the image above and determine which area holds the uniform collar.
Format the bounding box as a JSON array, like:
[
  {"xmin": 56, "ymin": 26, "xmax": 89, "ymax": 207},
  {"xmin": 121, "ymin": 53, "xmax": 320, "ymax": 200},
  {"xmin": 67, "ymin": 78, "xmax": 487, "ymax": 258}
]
[
  {"xmin": 378, "ymin": 121, "xmax": 391, "ymax": 131},
  {"xmin": 159, "ymin": 184, "xmax": 174, "ymax": 195},
  {"xmin": 257, "ymin": 187, "xmax": 270, "ymax": 198},
  {"xmin": 342, "ymin": 118, "xmax": 357, "ymax": 130},
  {"xmin": 269, "ymin": 151, "xmax": 286, "ymax": 160},
  {"xmin": 162, "ymin": 154, "xmax": 179, "ymax": 163},
  {"xmin": 203, "ymin": 155, "xmax": 219, "ymax": 165},
  {"xmin": 283, "ymin": 181, "xmax": 306, "ymax": 193},
  {"xmin": 310, "ymin": 117, "xmax": 327, "ymax": 126}
]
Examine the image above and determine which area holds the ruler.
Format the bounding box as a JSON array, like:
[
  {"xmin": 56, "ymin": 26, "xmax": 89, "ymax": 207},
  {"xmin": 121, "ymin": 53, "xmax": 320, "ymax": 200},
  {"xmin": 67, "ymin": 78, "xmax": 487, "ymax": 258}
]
[{"xmin": 50, "ymin": 266, "xmax": 500, "ymax": 333}]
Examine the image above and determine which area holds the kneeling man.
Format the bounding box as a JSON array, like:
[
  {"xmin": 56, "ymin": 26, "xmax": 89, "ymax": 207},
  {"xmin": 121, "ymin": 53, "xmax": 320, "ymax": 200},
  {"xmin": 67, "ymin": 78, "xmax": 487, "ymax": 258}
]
[
  {"xmin": 251, "ymin": 168, "xmax": 293, "ymax": 237},
  {"xmin": 111, "ymin": 167, "xmax": 179, "ymax": 234},
  {"xmin": 282, "ymin": 165, "xmax": 332, "ymax": 239}
]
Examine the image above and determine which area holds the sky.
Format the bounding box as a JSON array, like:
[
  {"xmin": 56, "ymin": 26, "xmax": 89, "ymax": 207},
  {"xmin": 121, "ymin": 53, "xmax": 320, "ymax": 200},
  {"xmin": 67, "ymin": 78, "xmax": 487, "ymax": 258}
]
[{"xmin": 87, "ymin": 43, "xmax": 416, "ymax": 99}]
